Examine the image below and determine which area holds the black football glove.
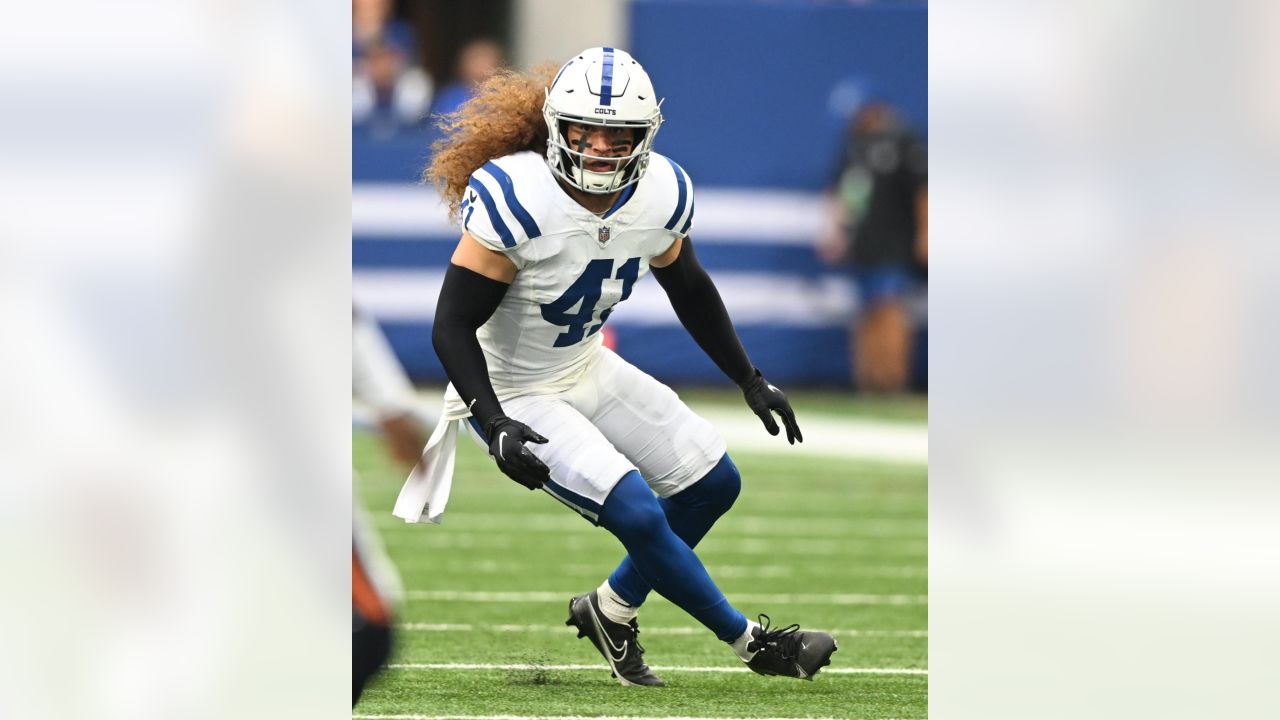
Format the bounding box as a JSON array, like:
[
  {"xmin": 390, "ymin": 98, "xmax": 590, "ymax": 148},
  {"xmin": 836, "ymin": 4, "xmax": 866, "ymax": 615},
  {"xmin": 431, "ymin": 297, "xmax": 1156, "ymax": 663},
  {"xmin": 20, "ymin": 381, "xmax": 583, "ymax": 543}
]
[
  {"xmin": 482, "ymin": 415, "xmax": 551, "ymax": 490},
  {"xmin": 740, "ymin": 369, "xmax": 803, "ymax": 445}
]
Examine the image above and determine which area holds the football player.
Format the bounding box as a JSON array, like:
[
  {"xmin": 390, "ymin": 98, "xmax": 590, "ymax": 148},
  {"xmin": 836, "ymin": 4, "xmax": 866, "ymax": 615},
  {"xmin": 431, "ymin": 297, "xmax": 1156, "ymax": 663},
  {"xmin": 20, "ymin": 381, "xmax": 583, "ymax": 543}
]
[
  {"xmin": 421, "ymin": 47, "xmax": 836, "ymax": 685},
  {"xmin": 353, "ymin": 308, "xmax": 419, "ymax": 704}
]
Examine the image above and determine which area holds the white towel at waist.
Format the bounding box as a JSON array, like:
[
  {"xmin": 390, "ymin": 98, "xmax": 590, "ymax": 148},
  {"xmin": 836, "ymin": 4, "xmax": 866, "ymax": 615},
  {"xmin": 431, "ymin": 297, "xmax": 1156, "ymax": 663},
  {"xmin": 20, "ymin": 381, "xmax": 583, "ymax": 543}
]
[{"xmin": 392, "ymin": 413, "xmax": 463, "ymax": 524}]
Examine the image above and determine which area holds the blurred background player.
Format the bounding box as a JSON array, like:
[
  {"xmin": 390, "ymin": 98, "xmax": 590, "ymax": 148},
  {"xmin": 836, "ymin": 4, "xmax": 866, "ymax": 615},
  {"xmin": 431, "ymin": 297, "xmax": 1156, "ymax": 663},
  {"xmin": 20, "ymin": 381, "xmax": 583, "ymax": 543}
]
[
  {"xmin": 406, "ymin": 47, "xmax": 836, "ymax": 686},
  {"xmin": 354, "ymin": 307, "xmax": 431, "ymax": 468},
  {"xmin": 428, "ymin": 37, "xmax": 504, "ymax": 118},
  {"xmin": 352, "ymin": 508, "xmax": 397, "ymax": 706},
  {"xmin": 818, "ymin": 101, "xmax": 928, "ymax": 393},
  {"xmin": 352, "ymin": 307, "xmax": 427, "ymax": 705}
]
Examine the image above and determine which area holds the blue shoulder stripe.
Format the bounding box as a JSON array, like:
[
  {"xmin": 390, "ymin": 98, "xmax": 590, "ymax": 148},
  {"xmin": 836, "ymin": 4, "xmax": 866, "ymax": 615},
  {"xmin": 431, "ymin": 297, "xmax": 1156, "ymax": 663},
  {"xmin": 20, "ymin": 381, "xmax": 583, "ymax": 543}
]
[
  {"xmin": 679, "ymin": 195, "xmax": 695, "ymax": 235},
  {"xmin": 480, "ymin": 162, "xmax": 542, "ymax": 239},
  {"xmin": 467, "ymin": 177, "xmax": 515, "ymax": 248},
  {"xmin": 664, "ymin": 157, "xmax": 689, "ymax": 231}
]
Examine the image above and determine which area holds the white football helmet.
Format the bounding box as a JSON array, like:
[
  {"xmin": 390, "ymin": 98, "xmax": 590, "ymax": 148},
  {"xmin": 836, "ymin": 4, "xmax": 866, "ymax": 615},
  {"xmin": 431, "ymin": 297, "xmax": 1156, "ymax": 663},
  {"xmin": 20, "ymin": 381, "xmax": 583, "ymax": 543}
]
[{"xmin": 543, "ymin": 47, "xmax": 664, "ymax": 194}]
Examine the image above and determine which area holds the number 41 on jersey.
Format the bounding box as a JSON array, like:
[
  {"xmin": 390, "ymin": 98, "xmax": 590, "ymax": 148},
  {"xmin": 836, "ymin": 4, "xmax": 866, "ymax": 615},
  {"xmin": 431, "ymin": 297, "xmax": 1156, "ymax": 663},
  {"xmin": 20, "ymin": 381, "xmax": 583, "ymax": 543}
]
[{"xmin": 540, "ymin": 257, "xmax": 640, "ymax": 347}]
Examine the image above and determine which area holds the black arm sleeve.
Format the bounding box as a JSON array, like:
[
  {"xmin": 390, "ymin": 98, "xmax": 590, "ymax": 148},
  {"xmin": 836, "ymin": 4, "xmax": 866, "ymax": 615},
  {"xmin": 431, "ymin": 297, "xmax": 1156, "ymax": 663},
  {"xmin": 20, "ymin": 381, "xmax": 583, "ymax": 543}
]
[
  {"xmin": 650, "ymin": 238, "xmax": 756, "ymax": 387},
  {"xmin": 432, "ymin": 263, "xmax": 510, "ymax": 426}
]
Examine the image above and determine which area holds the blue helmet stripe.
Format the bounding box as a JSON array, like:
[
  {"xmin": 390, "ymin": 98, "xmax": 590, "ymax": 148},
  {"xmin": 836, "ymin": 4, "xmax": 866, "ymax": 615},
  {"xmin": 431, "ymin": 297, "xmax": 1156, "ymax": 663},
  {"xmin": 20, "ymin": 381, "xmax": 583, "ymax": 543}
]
[
  {"xmin": 664, "ymin": 157, "xmax": 689, "ymax": 231},
  {"xmin": 467, "ymin": 177, "xmax": 515, "ymax": 248},
  {"xmin": 480, "ymin": 162, "xmax": 542, "ymax": 239},
  {"xmin": 600, "ymin": 47, "xmax": 614, "ymax": 106}
]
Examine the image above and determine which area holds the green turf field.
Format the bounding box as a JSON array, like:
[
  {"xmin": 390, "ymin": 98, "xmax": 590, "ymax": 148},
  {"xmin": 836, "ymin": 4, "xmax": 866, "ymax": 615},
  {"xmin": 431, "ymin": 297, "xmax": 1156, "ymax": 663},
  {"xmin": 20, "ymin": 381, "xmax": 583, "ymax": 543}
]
[{"xmin": 354, "ymin": 392, "xmax": 927, "ymax": 719}]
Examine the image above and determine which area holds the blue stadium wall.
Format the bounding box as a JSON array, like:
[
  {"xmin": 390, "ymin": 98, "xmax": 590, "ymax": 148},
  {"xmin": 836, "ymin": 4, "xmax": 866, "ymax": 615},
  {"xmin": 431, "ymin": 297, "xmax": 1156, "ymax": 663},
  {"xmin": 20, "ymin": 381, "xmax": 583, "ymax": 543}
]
[{"xmin": 352, "ymin": 0, "xmax": 927, "ymax": 388}]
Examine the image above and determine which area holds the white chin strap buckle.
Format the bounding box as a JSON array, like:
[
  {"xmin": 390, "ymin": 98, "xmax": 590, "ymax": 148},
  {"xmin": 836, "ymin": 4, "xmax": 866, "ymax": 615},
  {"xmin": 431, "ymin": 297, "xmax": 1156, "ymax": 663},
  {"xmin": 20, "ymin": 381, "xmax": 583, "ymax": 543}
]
[{"xmin": 577, "ymin": 168, "xmax": 620, "ymax": 193}]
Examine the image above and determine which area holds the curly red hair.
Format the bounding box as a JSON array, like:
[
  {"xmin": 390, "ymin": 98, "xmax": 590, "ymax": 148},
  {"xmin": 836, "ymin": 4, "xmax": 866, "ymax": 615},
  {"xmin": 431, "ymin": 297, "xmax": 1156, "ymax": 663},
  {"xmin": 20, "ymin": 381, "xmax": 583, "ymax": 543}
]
[{"xmin": 424, "ymin": 64, "xmax": 559, "ymax": 224}]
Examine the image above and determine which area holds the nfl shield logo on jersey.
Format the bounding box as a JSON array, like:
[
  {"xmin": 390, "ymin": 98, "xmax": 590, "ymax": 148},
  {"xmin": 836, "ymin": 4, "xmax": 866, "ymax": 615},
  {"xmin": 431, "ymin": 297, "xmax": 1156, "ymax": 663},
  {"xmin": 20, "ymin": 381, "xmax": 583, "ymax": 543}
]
[{"xmin": 597, "ymin": 225, "xmax": 611, "ymax": 245}]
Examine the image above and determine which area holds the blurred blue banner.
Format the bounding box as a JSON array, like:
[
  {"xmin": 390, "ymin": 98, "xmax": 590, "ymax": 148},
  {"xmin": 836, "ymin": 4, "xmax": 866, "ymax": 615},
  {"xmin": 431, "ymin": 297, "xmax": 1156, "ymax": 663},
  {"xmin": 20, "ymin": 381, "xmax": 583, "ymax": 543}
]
[{"xmin": 631, "ymin": 0, "xmax": 927, "ymax": 190}]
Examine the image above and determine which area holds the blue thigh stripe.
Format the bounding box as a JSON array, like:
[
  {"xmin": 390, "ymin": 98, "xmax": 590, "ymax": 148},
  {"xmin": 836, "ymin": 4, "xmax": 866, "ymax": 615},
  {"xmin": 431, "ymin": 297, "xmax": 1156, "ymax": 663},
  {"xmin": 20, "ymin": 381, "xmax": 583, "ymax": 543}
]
[
  {"xmin": 470, "ymin": 415, "xmax": 600, "ymax": 524},
  {"xmin": 664, "ymin": 158, "xmax": 689, "ymax": 231},
  {"xmin": 480, "ymin": 162, "xmax": 542, "ymax": 239},
  {"xmin": 600, "ymin": 47, "xmax": 614, "ymax": 106},
  {"xmin": 467, "ymin": 177, "xmax": 515, "ymax": 248},
  {"xmin": 544, "ymin": 480, "xmax": 602, "ymax": 524}
]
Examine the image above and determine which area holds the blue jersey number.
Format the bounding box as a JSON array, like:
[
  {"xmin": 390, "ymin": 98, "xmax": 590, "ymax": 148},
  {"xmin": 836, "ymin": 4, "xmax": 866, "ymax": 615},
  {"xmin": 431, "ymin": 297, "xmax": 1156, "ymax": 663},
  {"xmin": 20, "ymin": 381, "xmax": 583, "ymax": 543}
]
[{"xmin": 541, "ymin": 257, "xmax": 640, "ymax": 347}]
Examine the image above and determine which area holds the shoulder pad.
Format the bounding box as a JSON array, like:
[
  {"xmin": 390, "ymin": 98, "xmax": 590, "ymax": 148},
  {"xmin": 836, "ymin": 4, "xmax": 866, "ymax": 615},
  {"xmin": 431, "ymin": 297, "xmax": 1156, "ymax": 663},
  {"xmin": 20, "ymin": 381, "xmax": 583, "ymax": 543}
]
[
  {"xmin": 463, "ymin": 154, "xmax": 546, "ymax": 251},
  {"xmin": 651, "ymin": 153, "xmax": 695, "ymax": 236}
]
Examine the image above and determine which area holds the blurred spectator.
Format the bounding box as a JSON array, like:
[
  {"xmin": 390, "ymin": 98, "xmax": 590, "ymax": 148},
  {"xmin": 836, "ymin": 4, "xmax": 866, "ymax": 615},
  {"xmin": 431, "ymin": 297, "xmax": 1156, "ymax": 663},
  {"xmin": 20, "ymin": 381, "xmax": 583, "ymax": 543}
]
[
  {"xmin": 428, "ymin": 38, "xmax": 504, "ymax": 118},
  {"xmin": 353, "ymin": 0, "xmax": 415, "ymax": 60},
  {"xmin": 817, "ymin": 102, "xmax": 927, "ymax": 393},
  {"xmin": 353, "ymin": 38, "xmax": 433, "ymax": 135},
  {"xmin": 352, "ymin": 0, "xmax": 432, "ymax": 135}
]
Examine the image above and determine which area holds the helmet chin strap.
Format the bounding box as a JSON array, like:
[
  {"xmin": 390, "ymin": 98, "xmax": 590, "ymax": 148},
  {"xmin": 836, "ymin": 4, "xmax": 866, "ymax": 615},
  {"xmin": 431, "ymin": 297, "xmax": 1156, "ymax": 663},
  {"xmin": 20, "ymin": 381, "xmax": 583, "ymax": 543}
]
[{"xmin": 575, "ymin": 167, "xmax": 624, "ymax": 193}]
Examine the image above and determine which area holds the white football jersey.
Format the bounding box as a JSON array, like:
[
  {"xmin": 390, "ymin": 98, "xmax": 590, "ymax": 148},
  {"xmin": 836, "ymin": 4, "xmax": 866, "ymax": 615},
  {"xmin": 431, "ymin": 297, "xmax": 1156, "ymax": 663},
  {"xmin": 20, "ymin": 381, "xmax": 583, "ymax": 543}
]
[{"xmin": 441, "ymin": 149, "xmax": 694, "ymax": 419}]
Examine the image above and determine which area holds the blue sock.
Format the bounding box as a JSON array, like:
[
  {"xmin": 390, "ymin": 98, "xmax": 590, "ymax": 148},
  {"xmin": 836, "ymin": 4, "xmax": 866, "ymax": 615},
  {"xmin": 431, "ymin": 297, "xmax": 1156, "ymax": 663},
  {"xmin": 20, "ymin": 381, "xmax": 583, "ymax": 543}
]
[
  {"xmin": 597, "ymin": 459, "xmax": 746, "ymax": 641},
  {"xmin": 609, "ymin": 454, "xmax": 741, "ymax": 608}
]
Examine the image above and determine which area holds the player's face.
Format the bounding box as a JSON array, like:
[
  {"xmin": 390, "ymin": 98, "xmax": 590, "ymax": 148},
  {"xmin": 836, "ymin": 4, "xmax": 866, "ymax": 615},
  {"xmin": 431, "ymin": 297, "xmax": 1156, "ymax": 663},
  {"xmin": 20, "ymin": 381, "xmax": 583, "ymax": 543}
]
[{"xmin": 564, "ymin": 122, "xmax": 636, "ymax": 174}]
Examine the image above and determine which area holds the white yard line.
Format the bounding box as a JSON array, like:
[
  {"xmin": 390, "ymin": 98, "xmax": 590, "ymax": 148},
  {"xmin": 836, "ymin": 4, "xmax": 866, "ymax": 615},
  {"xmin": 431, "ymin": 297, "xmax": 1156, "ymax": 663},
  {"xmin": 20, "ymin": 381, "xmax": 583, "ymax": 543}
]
[
  {"xmin": 405, "ymin": 590, "xmax": 925, "ymax": 605},
  {"xmin": 387, "ymin": 390, "xmax": 926, "ymax": 465},
  {"xmin": 700, "ymin": 409, "xmax": 927, "ymax": 464},
  {"xmin": 385, "ymin": 663, "xmax": 927, "ymax": 676},
  {"xmin": 398, "ymin": 622, "xmax": 927, "ymax": 638},
  {"xmin": 382, "ymin": 535, "xmax": 927, "ymax": 558},
  {"xmin": 380, "ymin": 525, "xmax": 925, "ymax": 541},
  {"xmin": 375, "ymin": 513, "xmax": 927, "ymax": 538},
  {"xmin": 395, "ymin": 560, "xmax": 927, "ymax": 580},
  {"xmin": 356, "ymin": 712, "xmax": 919, "ymax": 720}
]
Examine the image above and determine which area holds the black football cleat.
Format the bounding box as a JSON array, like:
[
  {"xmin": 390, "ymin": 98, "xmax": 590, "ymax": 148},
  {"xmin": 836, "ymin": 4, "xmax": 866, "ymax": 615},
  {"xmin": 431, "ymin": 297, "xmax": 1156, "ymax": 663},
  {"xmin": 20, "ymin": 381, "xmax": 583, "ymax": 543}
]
[
  {"xmin": 744, "ymin": 614, "xmax": 837, "ymax": 680},
  {"xmin": 565, "ymin": 592, "xmax": 665, "ymax": 687}
]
